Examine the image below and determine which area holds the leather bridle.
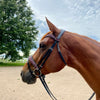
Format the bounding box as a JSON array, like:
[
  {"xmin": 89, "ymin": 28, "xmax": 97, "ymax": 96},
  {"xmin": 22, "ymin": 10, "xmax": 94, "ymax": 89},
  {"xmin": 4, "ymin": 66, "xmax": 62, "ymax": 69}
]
[{"xmin": 27, "ymin": 30, "xmax": 66, "ymax": 100}]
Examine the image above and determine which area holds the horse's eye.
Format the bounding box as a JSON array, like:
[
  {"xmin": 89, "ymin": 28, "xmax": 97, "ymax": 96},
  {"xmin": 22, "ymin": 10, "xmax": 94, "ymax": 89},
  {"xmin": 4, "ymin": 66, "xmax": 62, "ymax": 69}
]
[{"xmin": 39, "ymin": 43, "xmax": 46, "ymax": 49}]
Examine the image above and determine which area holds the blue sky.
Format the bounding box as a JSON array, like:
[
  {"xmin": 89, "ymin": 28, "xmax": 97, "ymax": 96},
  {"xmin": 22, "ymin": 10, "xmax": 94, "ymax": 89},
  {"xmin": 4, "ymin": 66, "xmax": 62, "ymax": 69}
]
[
  {"xmin": 26, "ymin": 0, "xmax": 100, "ymax": 43},
  {"xmin": 26, "ymin": 0, "xmax": 100, "ymax": 55}
]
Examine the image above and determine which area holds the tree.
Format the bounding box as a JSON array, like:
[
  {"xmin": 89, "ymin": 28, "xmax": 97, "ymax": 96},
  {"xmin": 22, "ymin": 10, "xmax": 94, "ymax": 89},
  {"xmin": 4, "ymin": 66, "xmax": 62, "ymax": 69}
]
[{"xmin": 0, "ymin": 0, "xmax": 38, "ymax": 61}]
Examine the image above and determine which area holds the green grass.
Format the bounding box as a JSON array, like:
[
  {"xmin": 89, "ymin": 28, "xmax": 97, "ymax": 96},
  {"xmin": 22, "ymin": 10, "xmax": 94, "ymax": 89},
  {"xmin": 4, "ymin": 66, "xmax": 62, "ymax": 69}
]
[
  {"xmin": 0, "ymin": 58, "xmax": 27, "ymax": 67},
  {"xmin": 0, "ymin": 62, "xmax": 25, "ymax": 67}
]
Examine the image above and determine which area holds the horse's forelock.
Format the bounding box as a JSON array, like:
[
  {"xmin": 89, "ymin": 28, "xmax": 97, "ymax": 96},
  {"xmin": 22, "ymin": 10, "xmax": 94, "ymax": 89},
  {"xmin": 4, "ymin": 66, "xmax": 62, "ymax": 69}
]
[{"xmin": 40, "ymin": 31, "xmax": 52, "ymax": 41}]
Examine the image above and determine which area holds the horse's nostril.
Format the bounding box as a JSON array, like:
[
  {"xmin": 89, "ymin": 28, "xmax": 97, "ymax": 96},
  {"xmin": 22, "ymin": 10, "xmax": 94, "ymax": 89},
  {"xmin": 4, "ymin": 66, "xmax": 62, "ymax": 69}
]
[
  {"xmin": 20, "ymin": 71, "xmax": 23, "ymax": 77},
  {"xmin": 20, "ymin": 72, "xmax": 22, "ymax": 76}
]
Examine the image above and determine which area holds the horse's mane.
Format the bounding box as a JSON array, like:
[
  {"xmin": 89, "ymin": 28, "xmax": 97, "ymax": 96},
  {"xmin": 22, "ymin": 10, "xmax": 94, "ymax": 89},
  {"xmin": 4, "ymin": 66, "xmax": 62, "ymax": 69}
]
[{"xmin": 71, "ymin": 33, "xmax": 100, "ymax": 47}]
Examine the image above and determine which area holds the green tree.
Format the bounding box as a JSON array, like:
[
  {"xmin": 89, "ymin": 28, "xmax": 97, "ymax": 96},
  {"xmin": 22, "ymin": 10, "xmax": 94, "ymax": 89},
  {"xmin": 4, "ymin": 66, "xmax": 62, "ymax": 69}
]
[{"xmin": 0, "ymin": 0, "xmax": 38, "ymax": 61}]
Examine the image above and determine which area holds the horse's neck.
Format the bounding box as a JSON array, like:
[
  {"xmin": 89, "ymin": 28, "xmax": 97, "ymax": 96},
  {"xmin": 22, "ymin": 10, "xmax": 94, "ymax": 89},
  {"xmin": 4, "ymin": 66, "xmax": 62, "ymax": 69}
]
[
  {"xmin": 63, "ymin": 32, "xmax": 100, "ymax": 95},
  {"xmin": 64, "ymin": 32, "xmax": 100, "ymax": 68}
]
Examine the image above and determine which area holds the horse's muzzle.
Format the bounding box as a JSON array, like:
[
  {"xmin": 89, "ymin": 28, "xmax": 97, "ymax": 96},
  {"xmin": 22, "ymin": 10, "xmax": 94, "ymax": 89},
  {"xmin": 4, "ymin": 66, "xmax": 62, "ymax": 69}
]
[{"xmin": 20, "ymin": 71, "xmax": 37, "ymax": 84}]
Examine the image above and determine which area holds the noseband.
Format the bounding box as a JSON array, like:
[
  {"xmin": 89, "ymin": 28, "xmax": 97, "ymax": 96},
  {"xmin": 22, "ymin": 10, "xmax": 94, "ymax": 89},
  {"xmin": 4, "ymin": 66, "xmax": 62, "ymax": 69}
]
[{"xmin": 27, "ymin": 30, "xmax": 66, "ymax": 100}]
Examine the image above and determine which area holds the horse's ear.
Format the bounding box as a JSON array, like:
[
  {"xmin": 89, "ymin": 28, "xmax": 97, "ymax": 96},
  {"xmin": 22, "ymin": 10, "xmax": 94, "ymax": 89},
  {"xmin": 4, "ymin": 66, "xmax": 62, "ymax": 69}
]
[{"xmin": 46, "ymin": 17, "xmax": 60, "ymax": 36}]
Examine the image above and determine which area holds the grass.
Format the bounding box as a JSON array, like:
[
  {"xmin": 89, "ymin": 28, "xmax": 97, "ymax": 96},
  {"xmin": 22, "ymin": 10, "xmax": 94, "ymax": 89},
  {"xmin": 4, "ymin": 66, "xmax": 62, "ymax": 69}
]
[
  {"xmin": 0, "ymin": 62, "xmax": 25, "ymax": 67},
  {"xmin": 0, "ymin": 59, "xmax": 26, "ymax": 67}
]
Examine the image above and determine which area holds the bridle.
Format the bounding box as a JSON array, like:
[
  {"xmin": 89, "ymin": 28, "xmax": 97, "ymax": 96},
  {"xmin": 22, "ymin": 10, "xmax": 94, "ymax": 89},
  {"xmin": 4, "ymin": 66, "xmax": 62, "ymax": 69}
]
[
  {"xmin": 27, "ymin": 30, "xmax": 95, "ymax": 100},
  {"xmin": 27, "ymin": 30, "xmax": 66, "ymax": 100}
]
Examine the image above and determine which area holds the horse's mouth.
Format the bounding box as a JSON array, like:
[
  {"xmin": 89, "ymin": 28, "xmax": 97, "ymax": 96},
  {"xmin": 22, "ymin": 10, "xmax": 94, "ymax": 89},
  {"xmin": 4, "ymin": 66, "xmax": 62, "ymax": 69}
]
[{"xmin": 21, "ymin": 71, "xmax": 37, "ymax": 84}]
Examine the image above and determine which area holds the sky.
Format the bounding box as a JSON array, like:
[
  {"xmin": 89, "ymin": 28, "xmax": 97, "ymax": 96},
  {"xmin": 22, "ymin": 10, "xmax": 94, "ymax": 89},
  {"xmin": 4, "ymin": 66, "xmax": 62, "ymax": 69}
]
[{"xmin": 25, "ymin": 0, "xmax": 100, "ymax": 55}]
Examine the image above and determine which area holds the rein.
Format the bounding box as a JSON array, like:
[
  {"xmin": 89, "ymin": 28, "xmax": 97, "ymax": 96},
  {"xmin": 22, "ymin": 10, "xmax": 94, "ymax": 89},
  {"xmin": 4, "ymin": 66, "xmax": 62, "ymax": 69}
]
[{"xmin": 27, "ymin": 30, "xmax": 95, "ymax": 100}]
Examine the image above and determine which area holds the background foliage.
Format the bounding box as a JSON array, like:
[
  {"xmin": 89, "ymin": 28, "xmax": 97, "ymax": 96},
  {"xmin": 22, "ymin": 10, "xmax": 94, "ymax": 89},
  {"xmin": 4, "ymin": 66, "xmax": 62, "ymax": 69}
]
[{"xmin": 0, "ymin": 0, "xmax": 38, "ymax": 61}]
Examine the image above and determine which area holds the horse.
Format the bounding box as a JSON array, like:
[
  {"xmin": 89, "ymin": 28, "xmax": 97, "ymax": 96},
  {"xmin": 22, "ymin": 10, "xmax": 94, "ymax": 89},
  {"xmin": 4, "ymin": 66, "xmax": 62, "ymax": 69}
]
[{"xmin": 21, "ymin": 18, "xmax": 100, "ymax": 100}]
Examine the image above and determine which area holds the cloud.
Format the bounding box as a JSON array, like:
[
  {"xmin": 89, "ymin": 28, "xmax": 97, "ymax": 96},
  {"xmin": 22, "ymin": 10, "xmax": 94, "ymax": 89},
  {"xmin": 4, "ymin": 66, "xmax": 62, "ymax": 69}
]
[
  {"xmin": 35, "ymin": 19, "xmax": 49, "ymax": 42},
  {"xmin": 29, "ymin": 49, "xmax": 36, "ymax": 55},
  {"xmin": 26, "ymin": 0, "xmax": 100, "ymax": 42},
  {"xmin": 19, "ymin": 51, "xmax": 24, "ymax": 56}
]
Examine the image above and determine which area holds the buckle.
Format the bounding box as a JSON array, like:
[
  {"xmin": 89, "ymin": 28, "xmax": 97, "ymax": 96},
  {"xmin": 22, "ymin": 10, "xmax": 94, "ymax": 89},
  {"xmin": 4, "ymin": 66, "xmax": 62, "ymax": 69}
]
[{"xmin": 33, "ymin": 69, "xmax": 42, "ymax": 77}]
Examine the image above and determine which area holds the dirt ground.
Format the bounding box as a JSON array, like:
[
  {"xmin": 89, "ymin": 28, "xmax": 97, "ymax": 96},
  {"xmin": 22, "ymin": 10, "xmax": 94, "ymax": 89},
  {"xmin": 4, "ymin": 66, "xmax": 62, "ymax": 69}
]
[{"xmin": 0, "ymin": 66, "xmax": 95, "ymax": 100}]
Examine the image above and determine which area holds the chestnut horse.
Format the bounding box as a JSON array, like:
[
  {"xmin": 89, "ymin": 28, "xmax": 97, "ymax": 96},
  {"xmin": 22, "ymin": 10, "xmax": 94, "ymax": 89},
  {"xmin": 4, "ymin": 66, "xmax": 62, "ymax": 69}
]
[{"xmin": 21, "ymin": 18, "xmax": 100, "ymax": 100}]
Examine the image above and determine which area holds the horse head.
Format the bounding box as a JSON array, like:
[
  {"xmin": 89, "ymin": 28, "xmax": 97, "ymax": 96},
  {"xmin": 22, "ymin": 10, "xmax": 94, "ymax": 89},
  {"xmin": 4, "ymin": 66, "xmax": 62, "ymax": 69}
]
[{"xmin": 21, "ymin": 18, "xmax": 68, "ymax": 84}]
